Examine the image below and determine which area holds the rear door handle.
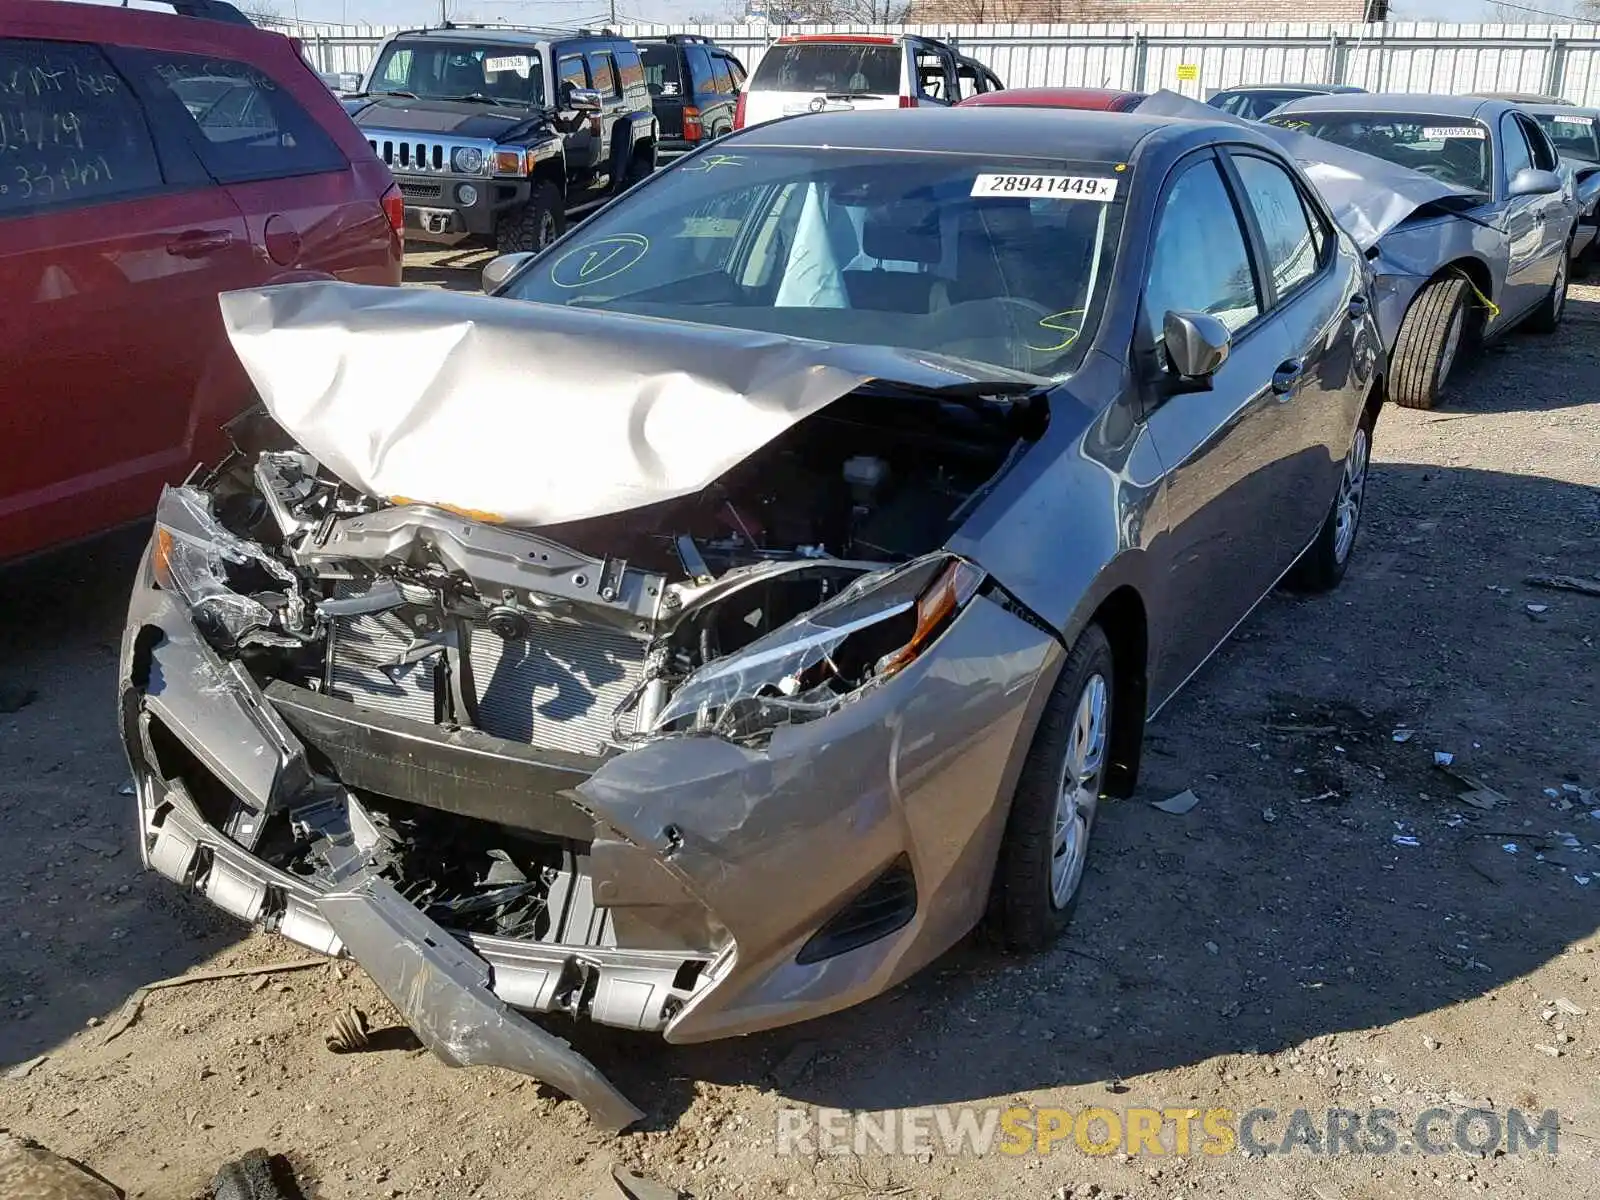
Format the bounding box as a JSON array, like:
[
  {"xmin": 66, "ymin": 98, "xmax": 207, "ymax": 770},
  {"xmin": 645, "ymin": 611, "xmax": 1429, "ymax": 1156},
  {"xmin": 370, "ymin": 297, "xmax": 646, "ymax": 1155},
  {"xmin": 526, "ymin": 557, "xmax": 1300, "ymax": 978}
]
[
  {"xmin": 1347, "ymin": 293, "xmax": 1370, "ymax": 319},
  {"xmin": 166, "ymin": 229, "xmax": 235, "ymax": 258},
  {"xmin": 1271, "ymin": 359, "xmax": 1305, "ymax": 397}
]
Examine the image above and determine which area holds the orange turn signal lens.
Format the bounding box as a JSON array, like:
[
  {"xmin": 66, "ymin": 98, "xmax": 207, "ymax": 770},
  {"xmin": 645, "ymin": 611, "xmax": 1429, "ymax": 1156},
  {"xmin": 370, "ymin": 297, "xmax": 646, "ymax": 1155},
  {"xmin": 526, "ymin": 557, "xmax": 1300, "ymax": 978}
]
[
  {"xmin": 493, "ymin": 148, "xmax": 527, "ymax": 175},
  {"xmin": 876, "ymin": 560, "xmax": 984, "ymax": 679}
]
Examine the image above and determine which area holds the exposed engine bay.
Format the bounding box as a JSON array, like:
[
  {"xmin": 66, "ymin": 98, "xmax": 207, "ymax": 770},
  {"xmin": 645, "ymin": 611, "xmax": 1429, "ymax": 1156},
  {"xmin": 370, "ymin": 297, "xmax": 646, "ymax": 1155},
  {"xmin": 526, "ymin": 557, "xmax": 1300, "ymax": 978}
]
[
  {"xmin": 148, "ymin": 381, "xmax": 1043, "ymax": 947},
  {"xmin": 169, "ymin": 382, "xmax": 1042, "ymax": 747}
]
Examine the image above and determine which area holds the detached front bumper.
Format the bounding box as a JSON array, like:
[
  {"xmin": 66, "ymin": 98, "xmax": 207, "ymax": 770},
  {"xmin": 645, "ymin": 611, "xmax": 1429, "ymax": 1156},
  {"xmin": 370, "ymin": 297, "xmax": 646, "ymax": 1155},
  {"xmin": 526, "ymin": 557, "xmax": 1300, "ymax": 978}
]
[{"xmin": 119, "ymin": 541, "xmax": 1061, "ymax": 1119}]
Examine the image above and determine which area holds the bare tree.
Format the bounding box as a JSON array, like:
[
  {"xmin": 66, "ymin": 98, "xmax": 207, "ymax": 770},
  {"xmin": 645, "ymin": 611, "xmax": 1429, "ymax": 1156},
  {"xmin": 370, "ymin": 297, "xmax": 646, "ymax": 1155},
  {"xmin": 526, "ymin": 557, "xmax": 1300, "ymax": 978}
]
[
  {"xmin": 903, "ymin": 0, "xmax": 1092, "ymax": 18},
  {"xmin": 781, "ymin": 0, "xmax": 916, "ymax": 22}
]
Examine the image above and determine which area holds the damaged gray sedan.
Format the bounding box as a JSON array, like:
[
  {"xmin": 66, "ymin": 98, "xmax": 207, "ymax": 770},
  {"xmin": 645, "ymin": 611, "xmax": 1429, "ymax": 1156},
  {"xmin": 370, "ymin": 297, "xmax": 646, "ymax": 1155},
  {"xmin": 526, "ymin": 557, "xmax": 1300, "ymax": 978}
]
[{"xmin": 119, "ymin": 108, "xmax": 1384, "ymax": 1130}]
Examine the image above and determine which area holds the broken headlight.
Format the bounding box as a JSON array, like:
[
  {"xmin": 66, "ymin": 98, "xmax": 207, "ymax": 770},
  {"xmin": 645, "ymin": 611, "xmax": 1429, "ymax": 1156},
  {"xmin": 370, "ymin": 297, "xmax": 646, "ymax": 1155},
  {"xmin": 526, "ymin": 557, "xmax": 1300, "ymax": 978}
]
[
  {"xmin": 151, "ymin": 485, "xmax": 306, "ymax": 650},
  {"xmin": 650, "ymin": 556, "xmax": 985, "ymax": 740}
]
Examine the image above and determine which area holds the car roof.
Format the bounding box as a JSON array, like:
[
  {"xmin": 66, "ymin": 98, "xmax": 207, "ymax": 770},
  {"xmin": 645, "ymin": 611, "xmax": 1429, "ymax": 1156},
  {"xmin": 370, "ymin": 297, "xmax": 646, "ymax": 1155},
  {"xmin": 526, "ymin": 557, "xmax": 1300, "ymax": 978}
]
[
  {"xmin": 730, "ymin": 105, "xmax": 1266, "ymax": 162},
  {"xmin": 1217, "ymin": 83, "xmax": 1365, "ymax": 94},
  {"xmin": 1519, "ymin": 102, "xmax": 1600, "ymax": 117},
  {"xmin": 13, "ymin": 0, "xmax": 269, "ymax": 41},
  {"xmin": 959, "ymin": 87, "xmax": 1143, "ymax": 111},
  {"xmin": 1274, "ymin": 91, "xmax": 1504, "ymax": 119},
  {"xmin": 1475, "ymin": 91, "xmax": 1572, "ymax": 104},
  {"xmin": 389, "ymin": 26, "xmax": 592, "ymax": 47}
]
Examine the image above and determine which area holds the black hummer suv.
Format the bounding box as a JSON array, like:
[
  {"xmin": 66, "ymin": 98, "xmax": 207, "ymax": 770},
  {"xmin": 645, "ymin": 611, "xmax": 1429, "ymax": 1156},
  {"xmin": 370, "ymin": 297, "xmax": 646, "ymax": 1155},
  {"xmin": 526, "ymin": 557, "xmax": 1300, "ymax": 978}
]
[{"xmin": 346, "ymin": 24, "xmax": 658, "ymax": 252}]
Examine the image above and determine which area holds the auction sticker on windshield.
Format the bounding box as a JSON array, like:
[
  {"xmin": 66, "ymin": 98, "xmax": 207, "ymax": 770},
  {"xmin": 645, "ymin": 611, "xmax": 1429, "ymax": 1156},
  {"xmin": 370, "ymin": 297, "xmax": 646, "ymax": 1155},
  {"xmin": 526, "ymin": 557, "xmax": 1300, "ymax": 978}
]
[
  {"xmin": 486, "ymin": 55, "xmax": 531, "ymax": 76},
  {"xmin": 971, "ymin": 174, "xmax": 1119, "ymax": 201},
  {"xmin": 1422, "ymin": 126, "xmax": 1486, "ymax": 140}
]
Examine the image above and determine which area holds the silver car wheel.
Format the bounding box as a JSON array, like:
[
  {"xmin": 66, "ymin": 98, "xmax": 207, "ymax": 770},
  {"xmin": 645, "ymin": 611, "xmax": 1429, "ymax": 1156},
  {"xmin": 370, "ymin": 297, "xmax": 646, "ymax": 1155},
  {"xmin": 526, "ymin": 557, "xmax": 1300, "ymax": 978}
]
[
  {"xmin": 1334, "ymin": 424, "xmax": 1369, "ymax": 566},
  {"xmin": 1051, "ymin": 672, "xmax": 1107, "ymax": 909},
  {"xmin": 1554, "ymin": 253, "xmax": 1569, "ymax": 321}
]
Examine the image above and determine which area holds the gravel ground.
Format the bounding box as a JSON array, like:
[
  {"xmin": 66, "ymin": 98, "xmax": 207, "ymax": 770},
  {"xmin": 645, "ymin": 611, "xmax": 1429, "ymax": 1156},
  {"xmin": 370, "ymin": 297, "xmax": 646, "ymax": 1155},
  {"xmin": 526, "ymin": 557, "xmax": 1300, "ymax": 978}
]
[{"xmin": 0, "ymin": 258, "xmax": 1596, "ymax": 1200}]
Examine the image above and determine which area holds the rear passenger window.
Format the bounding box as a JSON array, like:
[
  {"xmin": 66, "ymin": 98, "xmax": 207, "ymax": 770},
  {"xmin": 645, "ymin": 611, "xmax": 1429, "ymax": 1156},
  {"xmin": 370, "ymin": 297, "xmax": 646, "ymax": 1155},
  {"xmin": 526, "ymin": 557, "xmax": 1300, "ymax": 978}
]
[
  {"xmin": 125, "ymin": 51, "xmax": 344, "ymax": 184},
  {"xmin": 685, "ymin": 46, "xmax": 715, "ymax": 97},
  {"xmin": 1231, "ymin": 154, "xmax": 1324, "ymax": 299},
  {"xmin": 1144, "ymin": 157, "xmax": 1260, "ymax": 341},
  {"xmin": 0, "ymin": 38, "xmax": 164, "ymax": 216},
  {"xmin": 709, "ymin": 55, "xmax": 733, "ymax": 97}
]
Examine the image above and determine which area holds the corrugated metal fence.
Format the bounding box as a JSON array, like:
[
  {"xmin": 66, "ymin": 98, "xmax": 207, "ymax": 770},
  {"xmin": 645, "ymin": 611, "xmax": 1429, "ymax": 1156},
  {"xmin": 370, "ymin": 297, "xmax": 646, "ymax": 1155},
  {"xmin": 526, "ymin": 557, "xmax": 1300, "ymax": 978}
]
[{"xmin": 275, "ymin": 21, "xmax": 1600, "ymax": 108}]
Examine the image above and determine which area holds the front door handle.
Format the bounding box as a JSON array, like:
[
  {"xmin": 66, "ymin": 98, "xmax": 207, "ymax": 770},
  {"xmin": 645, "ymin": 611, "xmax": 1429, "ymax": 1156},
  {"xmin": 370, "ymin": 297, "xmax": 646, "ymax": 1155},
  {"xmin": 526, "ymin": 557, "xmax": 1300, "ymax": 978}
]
[
  {"xmin": 166, "ymin": 229, "xmax": 235, "ymax": 258},
  {"xmin": 1347, "ymin": 293, "xmax": 1370, "ymax": 320},
  {"xmin": 1271, "ymin": 359, "xmax": 1305, "ymax": 396}
]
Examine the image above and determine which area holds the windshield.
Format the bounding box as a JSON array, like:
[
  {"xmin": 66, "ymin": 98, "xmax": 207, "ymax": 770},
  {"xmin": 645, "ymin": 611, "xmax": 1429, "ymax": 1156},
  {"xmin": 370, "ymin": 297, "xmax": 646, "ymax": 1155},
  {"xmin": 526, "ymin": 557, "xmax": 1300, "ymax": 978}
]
[
  {"xmin": 639, "ymin": 44, "xmax": 683, "ymax": 98},
  {"xmin": 1536, "ymin": 112, "xmax": 1600, "ymax": 163},
  {"xmin": 368, "ymin": 40, "xmax": 545, "ymax": 106},
  {"xmin": 1270, "ymin": 113, "xmax": 1492, "ymax": 194},
  {"xmin": 751, "ymin": 44, "xmax": 901, "ymax": 95},
  {"xmin": 1219, "ymin": 90, "xmax": 1314, "ymax": 121},
  {"xmin": 501, "ymin": 147, "xmax": 1125, "ymax": 377}
]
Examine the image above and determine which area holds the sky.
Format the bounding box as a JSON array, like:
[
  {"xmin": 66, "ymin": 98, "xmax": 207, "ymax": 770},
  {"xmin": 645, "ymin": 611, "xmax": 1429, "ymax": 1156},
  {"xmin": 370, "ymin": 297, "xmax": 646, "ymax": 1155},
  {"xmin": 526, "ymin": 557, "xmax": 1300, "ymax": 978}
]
[{"xmin": 106, "ymin": 0, "xmax": 1596, "ymax": 29}]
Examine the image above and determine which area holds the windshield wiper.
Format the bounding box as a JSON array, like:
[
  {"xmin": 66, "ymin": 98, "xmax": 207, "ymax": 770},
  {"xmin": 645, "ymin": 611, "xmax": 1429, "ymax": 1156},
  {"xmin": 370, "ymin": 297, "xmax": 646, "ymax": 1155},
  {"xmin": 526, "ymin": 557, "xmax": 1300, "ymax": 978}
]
[
  {"xmin": 441, "ymin": 93, "xmax": 519, "ymax": 106},
  {"xmin": 348, "ymin": 89, "xmax": 418, "ymax": 100}
]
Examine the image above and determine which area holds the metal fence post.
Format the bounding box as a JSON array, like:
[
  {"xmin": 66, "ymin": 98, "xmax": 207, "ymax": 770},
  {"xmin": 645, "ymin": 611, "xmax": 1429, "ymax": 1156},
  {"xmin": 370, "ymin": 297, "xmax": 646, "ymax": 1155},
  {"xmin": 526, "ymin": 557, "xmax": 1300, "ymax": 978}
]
[
  {"xmin": 1329, "ymin": 32, "xmax": 1347, "ymax": 86},
  {"xmin": 1543, "ymin": 33, "xmax": 1566, "ymax": 100},
  {"xmin": 1131, "ymin": 29, "xmax": 1147, "ymax": 93}
]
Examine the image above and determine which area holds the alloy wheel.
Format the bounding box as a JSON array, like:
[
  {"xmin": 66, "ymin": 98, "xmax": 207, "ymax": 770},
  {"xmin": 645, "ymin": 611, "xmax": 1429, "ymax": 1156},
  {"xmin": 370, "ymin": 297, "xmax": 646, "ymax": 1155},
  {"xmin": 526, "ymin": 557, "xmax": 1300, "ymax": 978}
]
[
  {"xmin": 1051, "ymin": 673, "xmax": 1108, "ymax": 909},
  {"xmin": 1334, "ymin": 425, "xmax": 1369, "ymax": 565}
]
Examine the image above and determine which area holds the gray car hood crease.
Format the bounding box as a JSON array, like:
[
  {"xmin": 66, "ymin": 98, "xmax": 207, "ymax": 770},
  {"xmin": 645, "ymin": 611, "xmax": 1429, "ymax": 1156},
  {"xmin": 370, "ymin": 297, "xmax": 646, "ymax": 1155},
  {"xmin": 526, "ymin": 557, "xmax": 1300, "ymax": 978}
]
[
  {"xmin": 1136, "ymin": 90, "xmax": 1476, "ymax": 251},
  {"xmin": 219, "ymin": 282, "xmax": 1048, "ymax": 529}
]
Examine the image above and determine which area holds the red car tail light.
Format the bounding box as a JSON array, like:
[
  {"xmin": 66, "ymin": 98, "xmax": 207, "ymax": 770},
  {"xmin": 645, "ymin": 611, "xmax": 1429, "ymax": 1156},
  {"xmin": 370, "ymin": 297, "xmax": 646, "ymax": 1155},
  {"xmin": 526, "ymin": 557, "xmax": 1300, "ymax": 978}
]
[
  {"xmin": 381, "ymin": 183, "xmax": 404, "ymax": 238},
  {"xmin": 683, "ymin": 105, "xmax": 703, "ymax": 142},
  {"xmin": 899, "ymin": 95, "xmax": 917, "ymax": 108},
  {"xmin": 733, "ymin": 91, "xmax": 746, "ymax": 129}
]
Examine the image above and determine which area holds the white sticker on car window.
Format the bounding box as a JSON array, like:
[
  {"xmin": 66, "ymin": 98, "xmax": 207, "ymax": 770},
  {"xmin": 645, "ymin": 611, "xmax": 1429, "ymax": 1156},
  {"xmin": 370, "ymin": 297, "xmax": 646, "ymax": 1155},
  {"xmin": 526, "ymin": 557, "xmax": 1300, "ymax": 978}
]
[
  {"xmin": 1422, "ymin": 126, "xmax": 1486, "ymax": 140},
  {"xmin": 971, "ymin": 173, "xmax": 1119, "ymax": 201},
  {"xmin": 1556, "ymin": 115, "xmax": 1595, "ymax": 127},
  {"xmin": 485, "ymin": 55, "xmax": 531, "ymax": 76}
]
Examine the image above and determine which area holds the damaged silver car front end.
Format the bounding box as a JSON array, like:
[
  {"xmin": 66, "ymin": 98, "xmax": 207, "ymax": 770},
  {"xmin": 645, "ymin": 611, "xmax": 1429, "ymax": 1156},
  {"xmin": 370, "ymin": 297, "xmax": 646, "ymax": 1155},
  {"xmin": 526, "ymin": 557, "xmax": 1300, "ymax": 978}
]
[{"xmin": 119, "ymin": 283, "xmax": 1067, "ymax": 1129}]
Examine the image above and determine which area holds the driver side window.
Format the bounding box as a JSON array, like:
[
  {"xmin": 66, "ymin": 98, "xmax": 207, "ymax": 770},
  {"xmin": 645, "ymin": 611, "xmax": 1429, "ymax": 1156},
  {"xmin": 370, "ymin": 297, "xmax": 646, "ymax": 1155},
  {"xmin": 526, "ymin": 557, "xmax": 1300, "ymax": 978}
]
[
  {"xmin": 1516, "ymin": 114, "xmax": 1559, "ymax": 171},
  {"xmin": 1143, "ymin": 156, "xmax": 1261, "ymax": 346},
  {"xmin": 1501, "ymin": 113, "xmax": 1535, "ymax": 183}
]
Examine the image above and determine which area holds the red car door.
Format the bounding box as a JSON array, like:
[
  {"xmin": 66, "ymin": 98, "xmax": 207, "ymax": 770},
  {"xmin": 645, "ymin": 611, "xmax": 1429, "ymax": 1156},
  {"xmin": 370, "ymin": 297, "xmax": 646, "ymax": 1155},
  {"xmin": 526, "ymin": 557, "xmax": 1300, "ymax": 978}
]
[
  {"xmin": 115, "ymin": 42, "xmax": 400, "ymax": 291},
  {"xmin": 0, "ymin": 34, "xmax": 256, "ymax": 561}
]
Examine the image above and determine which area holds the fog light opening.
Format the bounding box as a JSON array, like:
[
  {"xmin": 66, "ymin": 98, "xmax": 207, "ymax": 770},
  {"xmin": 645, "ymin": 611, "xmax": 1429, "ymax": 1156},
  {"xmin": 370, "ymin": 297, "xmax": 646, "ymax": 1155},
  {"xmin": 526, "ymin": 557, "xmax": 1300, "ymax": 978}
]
[{"xmin": 457, "ymin": 183, "xmax": 479, "ymax": 206}]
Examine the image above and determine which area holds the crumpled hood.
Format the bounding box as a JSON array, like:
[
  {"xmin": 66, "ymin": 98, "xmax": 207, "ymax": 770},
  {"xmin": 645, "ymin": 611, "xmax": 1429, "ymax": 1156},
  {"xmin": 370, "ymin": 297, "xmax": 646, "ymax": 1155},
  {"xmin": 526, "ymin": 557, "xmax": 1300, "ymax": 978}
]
[
  {"xmin": 1135, "ymin": 90, "xmax": 1477, "ymax": 249},
  {"xmin": 218, "ymin": 282, "xmax": 1046, "ymax": 528},
  {"xmin": 344, "ymin": 95, "xmax": 544, "ymax": 141}
]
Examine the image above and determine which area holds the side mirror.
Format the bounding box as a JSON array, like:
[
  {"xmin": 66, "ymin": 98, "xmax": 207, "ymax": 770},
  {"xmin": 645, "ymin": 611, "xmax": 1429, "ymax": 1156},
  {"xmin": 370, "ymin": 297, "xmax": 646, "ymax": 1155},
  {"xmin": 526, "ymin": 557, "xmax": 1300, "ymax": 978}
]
[
  {"xmin": 482, "ymin": 251, "xmax": 534, "ymax": 292},
  {"xmin": 1162, "ymin": 310, "xmax": 1232, "ymax": 391},
  {"xmin": 563, "ymin": 87, "xmax": 603, "ymax": 114},
  {"xmin": 1509, "ymin": 167, "xmax": 1562, "ymax": 197}
]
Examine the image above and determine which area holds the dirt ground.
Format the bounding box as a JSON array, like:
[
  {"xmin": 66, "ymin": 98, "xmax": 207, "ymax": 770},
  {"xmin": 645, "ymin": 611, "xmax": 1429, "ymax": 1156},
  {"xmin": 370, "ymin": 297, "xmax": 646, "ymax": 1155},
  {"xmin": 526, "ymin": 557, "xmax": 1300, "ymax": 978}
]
[{"xmin": 1, "ymin": 254, "xmax": 1597, "ymax": 1200}]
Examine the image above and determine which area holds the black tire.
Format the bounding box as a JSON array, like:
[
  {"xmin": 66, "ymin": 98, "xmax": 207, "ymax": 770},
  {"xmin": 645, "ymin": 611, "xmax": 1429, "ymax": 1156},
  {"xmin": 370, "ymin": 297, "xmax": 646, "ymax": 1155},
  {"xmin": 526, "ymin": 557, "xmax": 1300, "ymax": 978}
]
[
  {"xmin": 1524, "ymin": 237, "xmax": 1572, "ymax": 333},
  {"xmin": 494, "ymin": 182, "xmax": 564, "ymax": 255},
  {"xmin": 1285, "ymin": 404, "xmax": 1375, "ymax": 593},
  {"xmin": 1389, "ymin": 275, "xmax": 1469, "ymax": 410},
  {"xmin": 988, "ymin": 623, "xmax": 1116, "ymax": 952},
  {"xmin": 621, "ymin": 147, "xmax": 654, "ymax": 192}
]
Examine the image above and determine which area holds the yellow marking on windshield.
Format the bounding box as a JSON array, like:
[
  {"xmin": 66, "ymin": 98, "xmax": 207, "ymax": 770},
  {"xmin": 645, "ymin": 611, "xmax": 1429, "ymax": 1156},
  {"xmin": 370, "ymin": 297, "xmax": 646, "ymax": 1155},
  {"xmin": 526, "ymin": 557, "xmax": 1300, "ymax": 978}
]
[{"xmin": 1030, "ymin": 309, "xmax": 1087, "ymax": 354}]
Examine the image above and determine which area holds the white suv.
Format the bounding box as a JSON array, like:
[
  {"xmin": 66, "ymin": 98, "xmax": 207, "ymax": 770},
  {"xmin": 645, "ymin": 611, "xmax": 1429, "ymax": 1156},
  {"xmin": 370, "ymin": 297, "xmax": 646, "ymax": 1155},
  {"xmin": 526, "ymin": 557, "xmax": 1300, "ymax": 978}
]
[{"xmin": 735, "ymin": 34, "xmax": 976, "ymax": 130}]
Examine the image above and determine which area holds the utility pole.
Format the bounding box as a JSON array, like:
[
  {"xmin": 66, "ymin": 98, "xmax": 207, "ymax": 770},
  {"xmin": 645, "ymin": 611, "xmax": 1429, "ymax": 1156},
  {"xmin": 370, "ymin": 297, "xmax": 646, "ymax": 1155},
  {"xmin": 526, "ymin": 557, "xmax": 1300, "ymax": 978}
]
[
  {"xmin": 609, "ymin": 0, "xmax": 617, "ymax": 24},
  {"xmin": 440, "ymin": 0, "xmax": 449, "ymax": 24}
]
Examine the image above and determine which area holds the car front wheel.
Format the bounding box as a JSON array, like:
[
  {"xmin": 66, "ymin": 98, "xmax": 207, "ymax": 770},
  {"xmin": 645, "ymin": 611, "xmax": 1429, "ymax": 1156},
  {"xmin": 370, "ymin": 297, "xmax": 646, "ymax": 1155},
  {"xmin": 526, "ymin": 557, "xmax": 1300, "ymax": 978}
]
[
  {"xmin": 495, "ymin": 182, "xmax": 565, "ymax": 255},
  {"xmin": 1389, "ymin": 274, "xmax": 1469, "ymax": 410},
  {"xmin": 989, "ymin": 623, "xmax": 1114, "ymax": 952}
]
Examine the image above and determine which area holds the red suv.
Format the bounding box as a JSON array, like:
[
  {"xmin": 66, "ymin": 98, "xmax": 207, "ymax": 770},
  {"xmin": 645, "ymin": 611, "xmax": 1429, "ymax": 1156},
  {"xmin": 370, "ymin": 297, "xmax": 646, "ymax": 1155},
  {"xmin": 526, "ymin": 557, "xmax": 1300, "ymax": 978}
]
[{"xmin": 0, "ymin": 0, "xmax": 403, "ymax": 563}]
